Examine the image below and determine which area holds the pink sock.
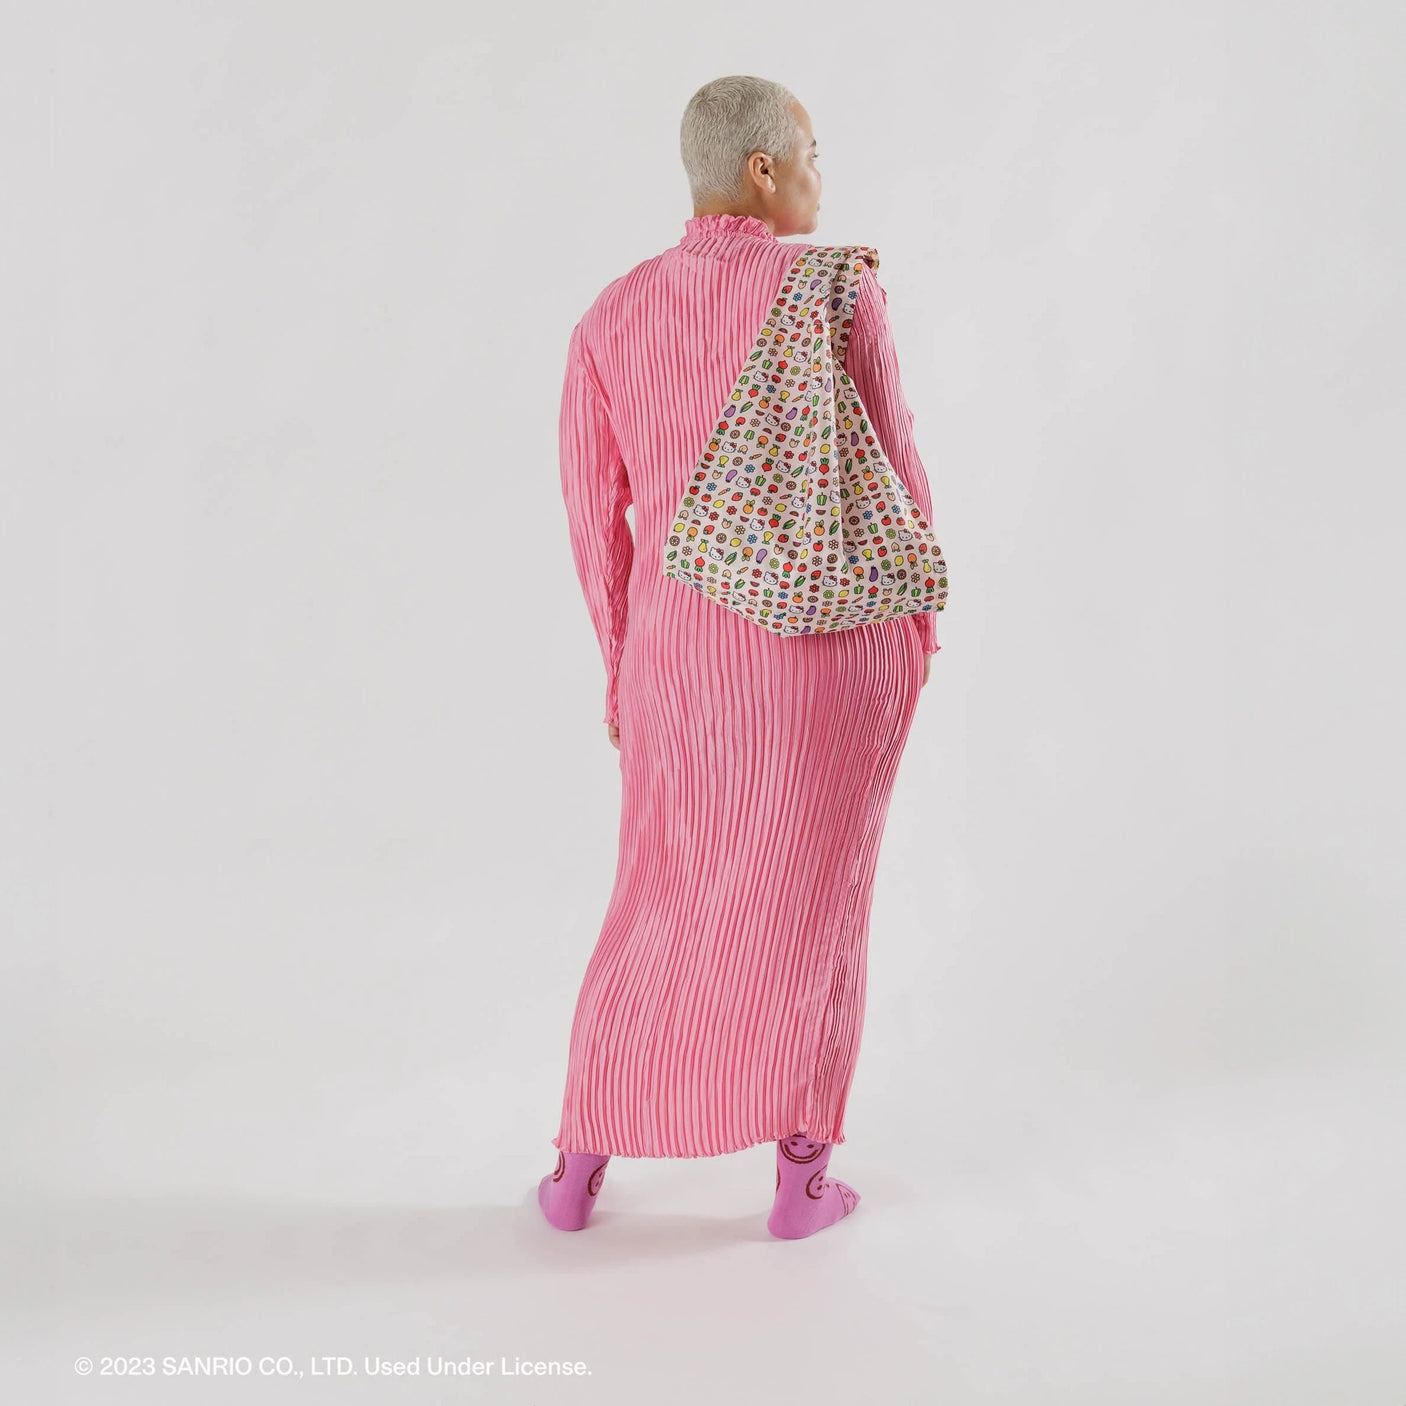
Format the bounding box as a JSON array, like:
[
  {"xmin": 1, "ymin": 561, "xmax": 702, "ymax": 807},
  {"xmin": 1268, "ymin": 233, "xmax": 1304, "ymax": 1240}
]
[
  {"xmin": 537, "ymin": 1149, "xmax": 610, "ymax": 1231},
  {"xmin": 766, "ymin": 1132, "xmax": 861, "ymax": 1239}
]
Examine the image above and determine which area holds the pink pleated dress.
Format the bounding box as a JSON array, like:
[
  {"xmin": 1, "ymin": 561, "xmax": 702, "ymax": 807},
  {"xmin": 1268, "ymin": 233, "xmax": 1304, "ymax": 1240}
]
[{"xmin": 554, "ymin": 212, "xmax": 941, "ymax": 1159}]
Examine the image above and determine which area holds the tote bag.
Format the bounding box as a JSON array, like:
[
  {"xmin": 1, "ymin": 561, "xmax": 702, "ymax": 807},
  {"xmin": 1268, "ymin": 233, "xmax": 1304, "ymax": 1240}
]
[{"xmin": 662, "ymin": 243, "xmax": 948, "ymax": 637}]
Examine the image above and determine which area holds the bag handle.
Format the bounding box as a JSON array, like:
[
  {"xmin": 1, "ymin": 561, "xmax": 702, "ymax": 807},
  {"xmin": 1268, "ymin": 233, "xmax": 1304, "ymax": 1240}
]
[{"xmin": 801, "ymin": 244, "xmax": 880, "ymax": 369}]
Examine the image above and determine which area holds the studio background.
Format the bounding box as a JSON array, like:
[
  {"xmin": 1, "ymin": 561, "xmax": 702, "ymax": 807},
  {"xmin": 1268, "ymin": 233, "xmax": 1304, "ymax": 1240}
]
[{"xmin": 2, "ymin": 2, "xmax": 1400, "ymax": 1403}]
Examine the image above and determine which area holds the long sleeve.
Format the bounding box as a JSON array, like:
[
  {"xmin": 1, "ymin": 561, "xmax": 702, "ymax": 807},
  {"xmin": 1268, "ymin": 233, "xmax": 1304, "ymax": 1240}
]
[
  {"xmin": 559, "ymin": 320, "xmax": 634, "ymax": 725},
  {"xmin": 843, "ymin": 262, "xmax": 942, "ymax": 656}
]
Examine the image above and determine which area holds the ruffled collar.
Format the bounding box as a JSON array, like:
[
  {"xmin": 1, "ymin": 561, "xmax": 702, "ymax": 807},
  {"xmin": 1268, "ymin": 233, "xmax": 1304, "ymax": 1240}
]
[{"xmin": 681, "ymin": 212, "xmax": 777, "ymax": 244}]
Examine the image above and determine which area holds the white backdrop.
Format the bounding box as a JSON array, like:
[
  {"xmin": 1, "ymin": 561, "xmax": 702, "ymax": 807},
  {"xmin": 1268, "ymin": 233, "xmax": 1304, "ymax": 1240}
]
[{"xmin": 2, "ymin": 3, "xmax": 1401, "ymax": 1402}]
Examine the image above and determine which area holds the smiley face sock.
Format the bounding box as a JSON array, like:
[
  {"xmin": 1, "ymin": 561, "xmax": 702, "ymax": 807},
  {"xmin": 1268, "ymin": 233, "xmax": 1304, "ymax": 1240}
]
[
  {"xmin": 766, "ymin": 1132, "xmax": 861, "ymax": 1239},
  {"xmin": 537, "ymin": 1150, "xmax": 610, "ymax": 1231}
]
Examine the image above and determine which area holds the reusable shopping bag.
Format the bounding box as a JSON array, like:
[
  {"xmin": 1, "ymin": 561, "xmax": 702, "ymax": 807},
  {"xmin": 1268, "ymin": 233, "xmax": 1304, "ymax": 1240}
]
[{"xmin": 662, "ymin": 243, "xmax": 948, "ymax": 637}]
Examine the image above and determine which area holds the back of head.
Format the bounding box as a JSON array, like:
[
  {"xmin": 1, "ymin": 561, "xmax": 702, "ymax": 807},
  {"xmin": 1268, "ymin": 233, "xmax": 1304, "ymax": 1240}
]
[{"xmin": 680, "ymin": 75, "xmax": 801, "ymax": 205}]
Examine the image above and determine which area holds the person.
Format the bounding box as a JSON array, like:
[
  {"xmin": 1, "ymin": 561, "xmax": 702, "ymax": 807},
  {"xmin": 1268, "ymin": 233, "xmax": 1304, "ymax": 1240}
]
[{"xmin": 539, "ymin": 75, "xmax": 943, "ymax": 1240}]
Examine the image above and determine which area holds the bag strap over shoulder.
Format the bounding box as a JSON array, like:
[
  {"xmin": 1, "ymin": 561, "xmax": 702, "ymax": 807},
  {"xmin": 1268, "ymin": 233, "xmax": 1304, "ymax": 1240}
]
[{"xmin": 790, "ymin": 243, "xmax": 880, "ymax": 367}]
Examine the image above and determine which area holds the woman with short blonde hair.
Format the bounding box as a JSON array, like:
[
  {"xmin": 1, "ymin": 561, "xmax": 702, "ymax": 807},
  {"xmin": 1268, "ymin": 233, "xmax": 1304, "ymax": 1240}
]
[{"xmin": 541, "ymin": 74, "xmax": 943, "ymax": 1240}]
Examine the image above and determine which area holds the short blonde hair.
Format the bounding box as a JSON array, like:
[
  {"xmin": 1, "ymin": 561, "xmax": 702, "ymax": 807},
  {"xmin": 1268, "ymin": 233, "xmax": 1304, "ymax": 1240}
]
[{"xmin": 680, "ymin": 75, "xmax": 802, "ymax": 205}]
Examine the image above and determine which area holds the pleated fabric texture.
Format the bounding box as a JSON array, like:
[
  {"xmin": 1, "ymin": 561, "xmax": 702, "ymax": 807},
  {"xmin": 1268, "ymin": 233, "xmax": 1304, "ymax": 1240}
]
[{"xmin": 554, "ymin": 212, "xmax": 941, "ymax": 1159}]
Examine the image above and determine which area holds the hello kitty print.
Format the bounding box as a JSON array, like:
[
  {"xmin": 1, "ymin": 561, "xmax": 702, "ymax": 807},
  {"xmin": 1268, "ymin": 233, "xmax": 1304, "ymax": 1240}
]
[{"xmin": 662, "ymin": 244, "xmax": 948, "ymax": 637}]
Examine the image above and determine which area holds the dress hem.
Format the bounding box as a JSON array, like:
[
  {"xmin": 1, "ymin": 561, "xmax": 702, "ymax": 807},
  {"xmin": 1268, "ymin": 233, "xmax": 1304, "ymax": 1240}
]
[{"xmin": 550, "ymin": 1127, "xmax": 847, "ymax": 1160}]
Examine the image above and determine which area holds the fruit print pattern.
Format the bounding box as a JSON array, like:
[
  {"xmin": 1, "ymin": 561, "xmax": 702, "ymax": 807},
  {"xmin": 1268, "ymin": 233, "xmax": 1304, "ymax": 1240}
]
[{"xmin": 663, "ymin": 243, "xmax": 948, "ymax": 637}]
